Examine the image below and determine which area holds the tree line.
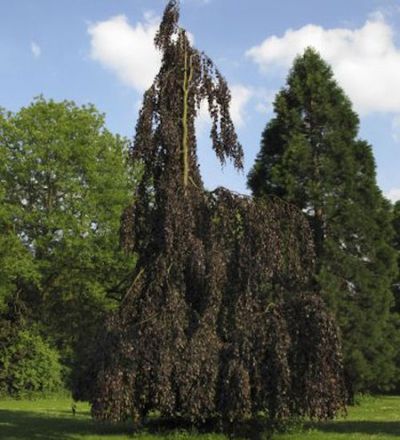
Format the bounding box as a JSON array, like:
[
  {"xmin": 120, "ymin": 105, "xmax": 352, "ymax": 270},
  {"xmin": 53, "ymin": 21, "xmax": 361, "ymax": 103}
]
[
  {"xmin": 0, "ymin": 98, "xmax": 137, "ymax": 396},
  {"xmin": 1, "ymin": 0, "xmax": 399, "ymax": 432}
]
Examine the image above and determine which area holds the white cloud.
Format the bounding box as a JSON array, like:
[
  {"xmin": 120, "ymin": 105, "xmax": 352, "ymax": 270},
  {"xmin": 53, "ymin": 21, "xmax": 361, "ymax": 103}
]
[
  {"xmin": 31, "ymin": 41, "xmax": 41, "ymax": 58},
  {"xmin": 386, "ymin": 188, "xmax": 400, "ymax": 203},
  {"xmin": 230, "ymin": 84, "xmax": 253, "ymax": 127},
  {"xmin": 88, "ymin": 13, "xmax": 195, "ymax": 93},
  {"xmin": 246, "ymin": 14, "xmax": 400, "ymax": 115},
  {"xmin": 196, "ymin": 84, "xmax": 253, "ymax": 130},
  {"xmin": 254, "ymin": 88, "xmax": 277, "ymax": 114},
  {"xmin": 88, "ymin": 14, "xmax": 162, "ymax": 92},
  {"xmin": 88, "ymin": 14, "xmax": 249, "ymax": 127},
  {"xmin": 195, "ymin": 99, "xmax": 211, "ymax": 133}
]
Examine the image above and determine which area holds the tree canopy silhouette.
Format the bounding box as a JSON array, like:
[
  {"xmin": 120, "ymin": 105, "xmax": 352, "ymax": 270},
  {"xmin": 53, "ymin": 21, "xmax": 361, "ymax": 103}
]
[
  {"xmin": 248, "ymin": 48, "xmax": 398, "ymax": 395},
  {"xmin": 90, "ymin": 1, "xmax": 346, "ymax": 429}
]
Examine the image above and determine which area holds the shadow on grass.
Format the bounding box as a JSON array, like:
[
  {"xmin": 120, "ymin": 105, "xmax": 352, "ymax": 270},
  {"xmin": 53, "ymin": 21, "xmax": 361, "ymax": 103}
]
[
  {"xmin": 0, "ymin": 409, "xmax": 135, "ymax": 440},
  {"xmin": 3, "ymin": 408, "xmax": 400, "ymax": 440},
  {"xmin": 0, "ymin": 410, "xmax": 226, "ymax": 440},
  {"xmin": 0, "ymin": 409, "xmax": 269, "ymax": 440},
  {"xmin": 311, "ymin": 420, "xmax": 400, "ymax": 437}
]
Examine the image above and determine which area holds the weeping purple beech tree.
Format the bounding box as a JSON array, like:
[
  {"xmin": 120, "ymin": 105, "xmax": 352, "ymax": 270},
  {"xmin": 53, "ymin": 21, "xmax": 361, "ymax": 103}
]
[{"xmin": 90, "ymin": 0, "xmax": 346, "ymax": 429}]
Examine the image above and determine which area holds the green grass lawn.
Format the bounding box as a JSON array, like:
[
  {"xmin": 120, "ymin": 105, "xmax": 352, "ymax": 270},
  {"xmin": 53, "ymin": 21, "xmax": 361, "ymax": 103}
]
[{"xmin": 0, "ymin": 395, "xmax": 399, "ymax": 439}]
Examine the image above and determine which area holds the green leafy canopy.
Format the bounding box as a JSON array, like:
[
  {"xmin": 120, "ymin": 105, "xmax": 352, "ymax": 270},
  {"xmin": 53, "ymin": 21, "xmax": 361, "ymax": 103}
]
[{"xmin": 0, "ymin": 96, "xmax": 138, "ymax": 393}]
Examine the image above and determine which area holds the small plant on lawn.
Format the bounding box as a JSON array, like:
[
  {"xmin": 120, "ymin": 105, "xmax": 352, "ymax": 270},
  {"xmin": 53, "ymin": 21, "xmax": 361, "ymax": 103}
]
[{"xmin": 0, "ymin": 324, "xmax": 63, "ymax": 398}]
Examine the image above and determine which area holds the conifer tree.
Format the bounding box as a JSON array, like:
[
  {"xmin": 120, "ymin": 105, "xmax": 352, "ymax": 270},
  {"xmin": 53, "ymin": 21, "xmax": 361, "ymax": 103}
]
[
  {"xmin": 248, "ymin": 48, "xmax": 398, "ymax": 394},
  {"xmin": 393, "ymin": 201, "xmax": 400, "ymax": 310},
  {"xmin": 391, "ymin": 201, "xmax": 400, "ymax": 389},
  {"xmin": 91, "ymin": 3, "xmax": 346, "ymax": 428}
]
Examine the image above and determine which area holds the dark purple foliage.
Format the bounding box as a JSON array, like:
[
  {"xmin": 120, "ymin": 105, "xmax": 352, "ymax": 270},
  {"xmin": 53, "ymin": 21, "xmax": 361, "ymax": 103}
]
[{"xmin": 90, "ymin": 1, "xmax": 346, "ymax": 428}]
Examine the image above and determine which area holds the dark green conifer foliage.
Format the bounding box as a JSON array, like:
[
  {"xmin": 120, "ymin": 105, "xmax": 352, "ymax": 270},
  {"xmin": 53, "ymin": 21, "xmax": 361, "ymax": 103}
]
[
  {"xmin": 392, "ymin": 200, "xmax": 400, "ymax": 302},
  {"xmin": 248, "ymin": 48, "xmax": 398, "ymax": 394},
  {"xmin": 91, "ymin": 3, "xmax": 346, "ymax": 427},
  {"xmin": 393, "ymin": 201, "xmax": 400, "ymax": 310},
  {"xmin": 390, "ymin": 201, "xmax": 400, "ymax": 389}
]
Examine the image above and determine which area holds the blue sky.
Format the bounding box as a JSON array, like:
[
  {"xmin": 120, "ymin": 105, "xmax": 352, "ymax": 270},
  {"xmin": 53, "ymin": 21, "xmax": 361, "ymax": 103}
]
[{"xmin": 1, "ymin": 0, "xmax": 400, "ymax": 200}]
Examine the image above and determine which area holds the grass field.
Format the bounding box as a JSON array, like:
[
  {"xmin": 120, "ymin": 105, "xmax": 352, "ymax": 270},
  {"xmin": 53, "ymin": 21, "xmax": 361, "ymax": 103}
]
[{"xmin": 0, "ymin": 395, "xmax": 399, "ymax": 439}]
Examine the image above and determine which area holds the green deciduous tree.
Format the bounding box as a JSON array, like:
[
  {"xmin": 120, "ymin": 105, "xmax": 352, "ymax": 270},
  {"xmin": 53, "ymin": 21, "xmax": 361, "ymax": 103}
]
[
  {"xmin": 0, "ymin": 110, "xmax": 37, "ymax": 314},
  {"xmin": 0, "ymin": 97, "xmax": 136, "ymax": 391},
  {"xmin": 248, "ymin": 48, "xmax": 398, "ymax": 394}
]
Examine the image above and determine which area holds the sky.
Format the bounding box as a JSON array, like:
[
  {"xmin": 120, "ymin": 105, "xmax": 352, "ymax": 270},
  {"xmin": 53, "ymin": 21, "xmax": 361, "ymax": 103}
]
[{"xmin": 1, "ymin": 0, "xmax": 400, "ymax": 200}]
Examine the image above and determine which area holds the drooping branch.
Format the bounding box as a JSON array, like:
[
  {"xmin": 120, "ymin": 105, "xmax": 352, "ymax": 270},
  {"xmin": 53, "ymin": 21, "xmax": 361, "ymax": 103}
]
[{"xmin": 90, "ymin": 0, "xmax": 346, "ymax": 431}]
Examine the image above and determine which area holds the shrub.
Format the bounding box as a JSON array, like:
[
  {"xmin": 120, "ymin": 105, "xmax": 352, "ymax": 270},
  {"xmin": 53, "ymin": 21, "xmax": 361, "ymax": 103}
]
[{"xmin": 0, "ymin": 328, "xmax": 63, "ymax": 398}]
